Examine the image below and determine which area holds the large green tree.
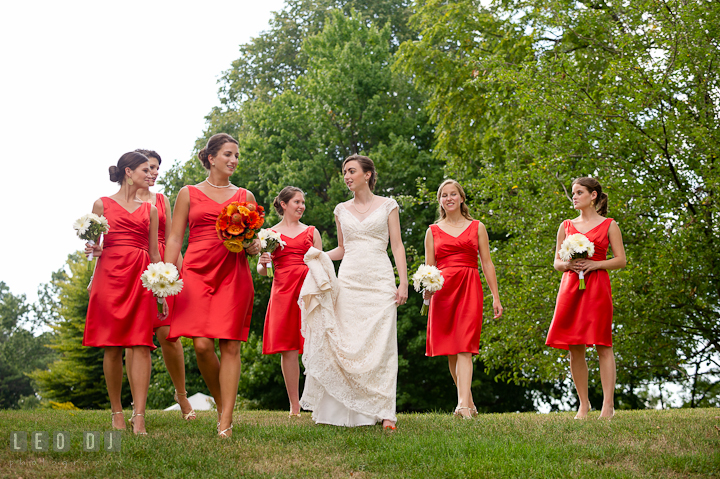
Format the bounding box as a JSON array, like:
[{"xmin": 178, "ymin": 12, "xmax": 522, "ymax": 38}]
[{"xmin": 398, "ymin": 0, "xmax": 720, "ymax": 407}]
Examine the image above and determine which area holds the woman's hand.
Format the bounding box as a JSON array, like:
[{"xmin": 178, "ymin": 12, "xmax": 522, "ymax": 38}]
[
  {"xmin": 395, "ymin": 282, "xmax": 408, "ymax": 305},
  {"xmin": 492, "ymin": 299, "xmax": 504, "ymax": 319},
  {"xmin": 85, "ymin": 242, "xmax": 103, "ymax": 257},
  {"xmin": 245, "ymin": 238, "xmax": 261, "ymax": 256},
  {"xmin": 571, "ymin": 258, "xmax": 601, "ymax": 273},
  {"xmin": 258, "ymin": 252, "xmax": 272, "ymax": 265},
  {"xmin": 158, "ymin": 298, "xmax": 169, "ymax": 320},
  {"xmin": 422, "ymin": 290, "xmax": 436, "ymax": 301}
]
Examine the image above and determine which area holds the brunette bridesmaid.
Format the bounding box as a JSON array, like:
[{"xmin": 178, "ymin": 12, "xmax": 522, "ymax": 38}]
[
  {"xmin": 546, "ymin": 177, "xmax": 626, "ymax": 419},
  {"xmin": 257, "ymin": 187, "xmax": 322, "ymax": 417},
  {"xmin": 84, "ymin": 152, "xmax": 162, "ymax": 435},
  {"xmin": 125, "ymin": 149, "xmax": 195, "ymax": 421},
  {"xmin": 423, "ymin": 179, "xmax": 503, "ymax": 418},
  {"xmin": 164, "ymin": 133, "xmax": 261, "ymax": 438}
]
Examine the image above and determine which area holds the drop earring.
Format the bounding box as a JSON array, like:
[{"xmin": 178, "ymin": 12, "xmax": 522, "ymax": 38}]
[{"xmin": 127, "ymin": 177, "xmax": 134, "ymax": 186}]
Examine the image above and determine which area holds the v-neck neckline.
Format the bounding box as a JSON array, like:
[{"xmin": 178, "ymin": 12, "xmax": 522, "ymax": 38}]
[
  {"xmin": 436, "ymin": 221, "xmax": 474, "ymax": 239},
  {"xmin": 278, "ymin": 226, "xmax": 311, "ymax": 240},
  {"xmin": 106, "ymin": 197, "xmax": 146, "ymax": 215},
  {"xmin": 193, "ymin": 185, "xmax": 239, "ymax": 205},
  {"xmin": 342, "ymin": 200, "xmax": 388, "ymax": 224},
  {"xmin": 569, "ymin": 218, "xmax": 609, "ymax": 235}
]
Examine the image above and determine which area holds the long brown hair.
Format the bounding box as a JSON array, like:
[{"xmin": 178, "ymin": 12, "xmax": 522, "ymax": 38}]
[
  {"xmin": 572, "ymin": 177, "xmax": 608, "ymax": 216},
  {"xmin": 435, "ymin": 179, "xmax": 474, "ymax": 223}
]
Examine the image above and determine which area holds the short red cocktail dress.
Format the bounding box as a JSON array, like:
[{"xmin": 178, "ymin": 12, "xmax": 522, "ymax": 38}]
[
  {"xmin": 152, "ymin": 192, "xmax": 174, "ymax": 332},
  {"xmin": 83, "ymin": 198, "xmax": 156, "ymax": 348},
  {"xmin": 546, "ymin": 218, "xmax": 614, "ymax": 350},
  {"xmin": 167, "ymin": 186, "xmax": 254, "ymax": 342},
  {"xmin": 262, "ymin": 226, "xmax": 315, "ymax": 355},
  {"xmin": 426, "ymin": 221, "xmax": 484, "ymax": 357}
]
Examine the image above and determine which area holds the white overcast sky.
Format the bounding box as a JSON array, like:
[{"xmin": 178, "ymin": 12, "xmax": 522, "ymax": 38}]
[{"xmin": 0, "ymin": 0, "xmax": 285, "ymax": 303}]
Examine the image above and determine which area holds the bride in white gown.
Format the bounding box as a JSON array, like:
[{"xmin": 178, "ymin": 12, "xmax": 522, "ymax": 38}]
[{"xmin": 299, "ymin": 154, "xmax": 408, "ymax": 429}]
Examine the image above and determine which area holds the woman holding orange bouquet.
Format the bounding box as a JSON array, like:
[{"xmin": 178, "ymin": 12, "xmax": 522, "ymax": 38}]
[
  {"xmin": 257, "ymin": 187, "xmax": 322, "ymax": 417},
  {"xmin": 164, "ymin": 133, "xmax": 262, "ymax": 438},
  {"xmin": 84, "ymin": 151, "xmax": 163, "ymax": 435}
]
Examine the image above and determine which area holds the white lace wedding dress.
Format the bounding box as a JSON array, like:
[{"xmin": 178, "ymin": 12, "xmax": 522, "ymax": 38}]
[{"xmin": 299, "ymin": 198, "xmax": 399, "ymax": 426}]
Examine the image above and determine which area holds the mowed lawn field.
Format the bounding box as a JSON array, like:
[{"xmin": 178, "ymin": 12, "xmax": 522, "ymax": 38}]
[{"xmin": 1, "ymin": 408, "xmax": 718, "ymax": 478}]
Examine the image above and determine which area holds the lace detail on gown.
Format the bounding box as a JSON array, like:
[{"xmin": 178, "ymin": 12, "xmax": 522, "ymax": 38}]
[{"xmin": 299, "ymin": 199, "xmax": 399, "ymax": 425}]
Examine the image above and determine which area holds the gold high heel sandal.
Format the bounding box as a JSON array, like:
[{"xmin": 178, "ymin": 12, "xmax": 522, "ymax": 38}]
[
  {"xmin": 453, "ymin": 406, "xmax": 472, "ymax": 419},
  {"xmin": 111, "ymin": 411, "xmax": 125, "ymax": 430},
  {"xmin": 218, "ymin": 424, "xmax": 233, "ymax": 438},
  {"xmin": 174, "ymin": 389, "xmax": 197, "ymax": 420},
  {"xmin": 129, "ymin": 412, "xmax": 148, "ymax": 436}
]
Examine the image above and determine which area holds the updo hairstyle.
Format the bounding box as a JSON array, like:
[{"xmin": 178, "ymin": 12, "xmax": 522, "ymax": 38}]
[
  {"xmin": 197, "ymin": 133, "xmax": 239, "ymax": 170},
  {"xmin": 135, "ymin": 149, "xmax": 162, "ymax": 164},
  {"xmin": 108, "ymin": 152, "xmax": 149, "ymax": 185},
  {"xmin": 436, "ymin": 179, "xmax": 474, "ymax": 222},
  {"xmin": 342, "ymin": 154, "xmax": 377, "ymax": 191},
  {"xmin": 273, "ymin": 186, "xmax": 305, "ymax": 216},
  {"xmin": 572, "ymin": 177, "xmax": 608, "ymax": 216}
]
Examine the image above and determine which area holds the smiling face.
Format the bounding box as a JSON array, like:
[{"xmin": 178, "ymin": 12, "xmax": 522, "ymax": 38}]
[
  {"xmin": 126, "ymin": 162, "xmax": 152, "ymax": 188},
  {"xmin": 146, "ymin": 157, "xmax": 160, "ymax": 187},
  {"xmin": 281, "ymin": 191, "xmax": 306, "ymax": 220},
  {"xmin": 209, "ymin": 142, "xmax": 239, "ymax": 177},
  {"xmin": 571, "ymin": 183, "xmax": 597, "ymax": 210},
  {"xmin": 439, "ymin": 183, "xmax": 463, "ymax": 213},
  {"xmin": 343, "ymin": 160, "xmax": 370, "ymax": 192}
]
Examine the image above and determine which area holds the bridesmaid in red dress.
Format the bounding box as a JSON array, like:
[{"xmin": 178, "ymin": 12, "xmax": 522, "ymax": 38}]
[
  {"xmin": 84, "ymin": 151, "xmax": 162, "ymax": 434},
  {"xmin": 125, "ymin": 149, "xmax": 195, "ymax": 421},
  {"xmin": 546, "ymin": 177, "xmax": 626, "ymax": 419},
  {"xmin": 257, "ymin": 187, "xmax": 323, "ymax": 417},
  {"xmin": 423, "ymin": 180, "xmax": 503, "ymax": 418},
  {"xmin": 164, "ymin": 133, "xmax": 261, "ymax": 438}
]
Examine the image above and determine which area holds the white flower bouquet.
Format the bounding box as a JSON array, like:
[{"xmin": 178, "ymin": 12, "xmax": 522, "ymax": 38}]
[
  {"xmin": 558, "ymin": 233, "xmax": 595, "ymax": 290},
  {"xmin": 141, "ymin": 262, "xmax": 183, "ymax": 315},
  {"xmin": 73, "ymin": 213, "xmax": 110, "ymax": 263},
  {"xmin": 257, "ymin": 229, "xmax": 287, "ymax": 279},
  {"xmin": 411, "ymin": 264, "xmax": 444, "ymax": 316}
]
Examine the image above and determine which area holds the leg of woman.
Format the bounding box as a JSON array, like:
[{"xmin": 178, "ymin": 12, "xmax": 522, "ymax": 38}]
[
  {"xmin": 156, "ymin": 326, "xmax": 193, "ymax": 417},
  {"xmin": 217, "ymin": 339, "xmax": 242, "ymax": 435},
  {"xmin": 193, "ymin": 337, "xmax": 223, "ymax": 422},
  {"xmin": 455, "ymin": 352, "xmax": 473, "ymax": 418},
  {"xmin": 104, "ymin": 347, "xmax": 126, "ymax": 430},
  {"xmin": 568, "ymin": 344, "xmax": 590, "ymax": 419},
  {"xmin": 448, "ymin": 355, "xmax": 458, "ymax": 386},
  {"xmin": 128, "ymin": 346, "xmax": 151, "ymax": 434},
  {"xmin": 280, "ymin": 350, "xmax": 301, "ymax": 415},
  {"xmin": 596, "ymin": 345, "xmax": 616, "ymax": 419},
  {"xmin": 125, "ymin": 347, "xmax": 135, "ymax": 411}
]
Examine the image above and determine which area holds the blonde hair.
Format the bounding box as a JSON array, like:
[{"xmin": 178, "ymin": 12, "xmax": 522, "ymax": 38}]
[{"xmin": 435, "ymin": 179, "xmax": 474, "ymax": 223}]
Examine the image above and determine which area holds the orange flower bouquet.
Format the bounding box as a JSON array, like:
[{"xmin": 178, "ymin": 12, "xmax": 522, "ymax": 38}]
[{"xmin": 216, "ymin": 201, "xmax": 265, "ymax": 253}]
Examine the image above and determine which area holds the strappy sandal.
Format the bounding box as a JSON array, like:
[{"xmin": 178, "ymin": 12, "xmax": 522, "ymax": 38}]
[
  {"xmin": 111, "ymin": 411, "xmax": 125, "ymax": 430},
  {"xmin": 470, "ymin": 406, "xmax": 479, "ymax": 417},
  {"xmin": 129, "ymin": 412, "xmax": 148, "ymax": 435},
  {"xmin": 174, "ymin": 389, "xmax": 197, "ymax": 421},
  {"xmin": 218, "ymin": 424, "xmax": 233, "ymax": 438},
  {"xmin": 453, "ymin": 406, "xmax": 472, "ymax": 419}
]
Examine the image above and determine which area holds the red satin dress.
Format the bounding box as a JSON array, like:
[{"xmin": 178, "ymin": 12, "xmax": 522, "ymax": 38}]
[
  {"xmin": 83, "ymin": 198, "xmax": 156, "ymax": 348},
  {"xmin": 152, "ymin": 192, "xmax": 173, "ymax": 332},
  {"xmin": 426, "ymin": 221, "xmax": 484, "ymax": 356},
  {"xmin": 167, "ymin": 186, "xmax": 254, "ymax": 342},
  {"xmin": 262, "ymin": 226, "xmax": 315, "ymax": 355},
  {"xmin": 546, "ymin": 218, "xmax": 614, "ymax": 350}
]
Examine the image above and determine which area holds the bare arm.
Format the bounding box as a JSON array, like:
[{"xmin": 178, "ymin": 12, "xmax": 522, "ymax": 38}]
[
  {"xmin": 388, "ymin": 207, "xmax": 408, "ymax": 305},
  {"xmin": 422, "ymin": 227, "xmax": 436, "ymax": 300},
  {"xmin": 148, "ymin": 206, "xmax": 161, "ymax": 264},
  {"xmin": 553, "ymin": 222, "xmax": 571, "ymax": 272},
  {"xmin": 313, "ymin": 228, "xmax": 323, "ymax": 250},
  {"xmin": 325, "ymin": 215, "xmax": 345, "ymax": 261},
  {"xmin": 85, "ymin": 199, "xmax": 105, "ymax": 258},
  {"xmin": 477, "ymin": 222, "xmax": 503, "ymax": 319},
  {"xmin": 163, "ymin": 194, "xmax": 183, "ymax": 269},
  {"xmin": 164, "ymin": 187, "xmax": 189, "ymax": 265},
  {"xmin": 244, "ymin": 191, "xmax": 261, "ymax": 256}
]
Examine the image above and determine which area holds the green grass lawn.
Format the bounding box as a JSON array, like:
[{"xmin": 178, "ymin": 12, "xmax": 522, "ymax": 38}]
[{"xmin": 1, "ymin": 408, "xmax": 718, "ymax": 478}]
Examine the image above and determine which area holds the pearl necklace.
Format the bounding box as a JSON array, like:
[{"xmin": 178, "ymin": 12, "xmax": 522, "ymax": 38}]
[
  {"xmin": 352, "ymin": 194, "xmax": 375, "ymax": 214},
  {"xmin": 205, "ymin": 178, "xmax": 232, "ymax": 188}
]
